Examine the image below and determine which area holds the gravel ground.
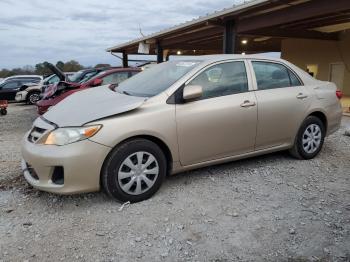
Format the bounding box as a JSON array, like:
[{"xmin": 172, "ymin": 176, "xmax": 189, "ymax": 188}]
[{"xmin": 0, "ymin": 103, "xmax": 350, "ymax": 262}]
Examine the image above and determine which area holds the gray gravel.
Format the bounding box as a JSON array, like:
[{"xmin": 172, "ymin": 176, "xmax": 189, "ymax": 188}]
[{"xmin": 1, "ymin": 103, "xmax": 350, "ymax": 262}]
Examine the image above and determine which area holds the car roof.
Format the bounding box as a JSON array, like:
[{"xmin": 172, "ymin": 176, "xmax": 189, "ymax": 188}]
[
  {"xmin": 175, "ymin": 54, "xmax": 284, "ymax": 63},
  {"xmin": 5, "ymin": 75, "xmax": 42, "ymax": 79},
  {"xmin": 92, "ymin": 67, "xmax": 141, "ymax": 77}
]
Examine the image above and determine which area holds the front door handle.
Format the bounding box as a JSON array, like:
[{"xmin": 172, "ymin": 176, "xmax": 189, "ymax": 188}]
[
  {"xmin": 296, "ymin": 93, "xmax": 308, "ymax": 99},
  {"xmin": 240, "ymin": 100, "xmax": 256, "ymax": 108}
]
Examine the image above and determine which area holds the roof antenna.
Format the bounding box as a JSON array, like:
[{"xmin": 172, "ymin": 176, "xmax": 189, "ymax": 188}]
[{"xmin": 138, "ymin": 23, "xmax": 145, "ymax": 37}]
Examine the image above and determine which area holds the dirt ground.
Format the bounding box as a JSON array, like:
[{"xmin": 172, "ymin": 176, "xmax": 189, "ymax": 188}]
[{"xmin": 0, "ymin": 103, "xmax": 349, "ymax": 262}]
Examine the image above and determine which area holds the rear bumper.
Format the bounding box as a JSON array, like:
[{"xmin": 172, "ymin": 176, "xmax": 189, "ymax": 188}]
[
  {"xmin": 326, "ymin": 103, "xmax": 343, "ymax": 136},
  {"xmin": 21, "ymin": 135, "xmax": 111, "ymax": 194}
]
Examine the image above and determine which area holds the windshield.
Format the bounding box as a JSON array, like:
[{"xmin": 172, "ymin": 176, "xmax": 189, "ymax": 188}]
[
  {"xmin": 117, "ymin": 61, "xmax": 200, "ymax": 97},
  {"xmin": 69, "ymin": 70, "xmax": 85, "ymax": 82},
  {"xmin": 79, "ymin": 71, "xmax": 101, "ymax": 84}
]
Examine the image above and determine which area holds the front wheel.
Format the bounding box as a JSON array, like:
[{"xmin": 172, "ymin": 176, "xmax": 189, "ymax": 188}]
[
  {"xmin": 27, "ymin": 92, "xmax": 40, "ymax": 105},
  {"xmin": 289, "ymin": 116, "xmax": 325, "ymax": 159},
  {"xmin": 102, "ymin": 139, "xmax": 167, "ymax": 203},
  {"xmin": 0, "ymin": 109, "xmax": 7, "ymax": 115}
]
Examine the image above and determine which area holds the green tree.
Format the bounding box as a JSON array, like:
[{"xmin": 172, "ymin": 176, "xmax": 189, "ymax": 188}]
[
  {"xmin": 63, "ymin": 60, "xmax": 84, "ymax": 72},
  {"xmin": 56, "ymin": 61, "xmax": 65, "ymax": 70},
  {"xmin": 35, "ymin": 62, "xmax": 51, "ymax": 75},
  {"xmin": 94, "ymin": 63, "xmax": 111, "ymax": 68}
]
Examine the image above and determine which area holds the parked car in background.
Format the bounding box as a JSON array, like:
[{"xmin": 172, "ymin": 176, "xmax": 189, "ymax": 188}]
[
  {"xmin": 2, "ymin": 75, "xmax": 42, "ymax": 83},
  {"xmin": 36, "ymin": 68, "xmax": 140, "ymax": 114},
  {"xmin": 40, "ymin": 67, "xmax": 112, "ymax": 96},
  {"xmin": 21, "ymin": 55, "xmax": 342, "ymax": 202},
  {"xmin": 15, "ymin": 72, "xmax": 73, "ymax": 104},
  {"xmin": 0, "ymin": 77, "xmax": 42, "ymax": 101},
  {"xmin": 67, "ymin": 68, "xmax": 111, "ymax": 83}
]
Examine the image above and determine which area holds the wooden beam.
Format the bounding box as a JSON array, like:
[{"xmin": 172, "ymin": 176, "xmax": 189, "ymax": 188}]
[
  {"xmin": 237, "ymin": 0, "xmax": 350, "ymax": 33},
  {"xmin": 281, "ymin": 12, "xmax": 350, "ymax": 29},
  {"xmin": 246, "ymin": 28, "xmax": 339, "ymax": 40},
  {"xmin": 161, "ymin": 27, "xmax": 223, "ymax": 46}
]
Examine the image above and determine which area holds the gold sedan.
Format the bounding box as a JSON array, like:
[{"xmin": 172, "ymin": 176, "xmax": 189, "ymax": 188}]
[{"xmin": 21, "ymin": 55, "xmax": 343, "ymax": 202}]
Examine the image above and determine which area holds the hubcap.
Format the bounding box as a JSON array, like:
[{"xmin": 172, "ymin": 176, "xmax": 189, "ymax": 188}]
[
  {"xmin": 302, "ymin": 124, "xmax": 322, "ymax": 154},
  {"xmin": 118, "ymin": 151, "xmax": 159, "ymax": 195},
  {"xmin": 29, "ymin": 93, "xmax": 40, "ymax": 104}
]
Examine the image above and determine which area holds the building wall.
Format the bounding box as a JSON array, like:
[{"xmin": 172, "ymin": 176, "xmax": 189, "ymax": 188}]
[{"xmin": 281, "ymin": 30, "xmax": 350, "ymax": 96}]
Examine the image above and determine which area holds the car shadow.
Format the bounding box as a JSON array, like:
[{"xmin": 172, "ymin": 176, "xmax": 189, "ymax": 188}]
[{"xmin": 7, "ymin": 150, "xmax": 292, "ymax": 208}]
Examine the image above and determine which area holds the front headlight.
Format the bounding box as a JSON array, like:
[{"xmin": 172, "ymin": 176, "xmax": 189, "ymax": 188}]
[{"xmin": 43, "ymin": 125, "xmax": 102, "ymax": 146}]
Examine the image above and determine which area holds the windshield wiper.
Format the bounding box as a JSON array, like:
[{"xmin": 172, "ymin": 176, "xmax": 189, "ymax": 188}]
[{"xmin": 121, "ymin": 90, "xmax": 131, "ymax": 95}]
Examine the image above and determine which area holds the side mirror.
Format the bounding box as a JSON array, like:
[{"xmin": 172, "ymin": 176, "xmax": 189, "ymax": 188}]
[
  {"xmin": 183, "ymin": 85, "xmax": 203, "ymax": 101},
  {"xmin": 91, "ymin": 78, "xmax": 103, "ymax": 87}
]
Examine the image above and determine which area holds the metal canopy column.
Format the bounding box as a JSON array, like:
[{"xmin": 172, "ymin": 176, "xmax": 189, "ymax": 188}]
[
  {"xmin": 122, "ymin": 51, "xmax": 128, "ymax": 67},
  {"xmin": 223, "ymin": 20, "xmax": 236, "ymax": 54},
  {"xmin": 156, "ymin": 41, "xmax": 164, "ymax": 63}
]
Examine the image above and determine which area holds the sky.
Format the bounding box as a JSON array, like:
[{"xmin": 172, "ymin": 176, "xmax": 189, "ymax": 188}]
[{"xmin": 0, "ymin": 0, "xmax": 251, "ymax": 69}]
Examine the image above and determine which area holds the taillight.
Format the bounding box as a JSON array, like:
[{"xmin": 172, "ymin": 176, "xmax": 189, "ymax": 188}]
[{"xmin": 336, "ymin": 90, "xmax": 343, "ymax": 99}]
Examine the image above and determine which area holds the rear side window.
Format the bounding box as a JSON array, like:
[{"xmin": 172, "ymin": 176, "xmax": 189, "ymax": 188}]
[
  {"xmin": 189, "ymin": 61, "xmax": 248, "ymax": 99},
  {"xmin": 252, "ymin": 61, "xmax": 302, "ymax": 90},
  {"xmin": 2, "ymin": 81, "xmax": 19, "ymax": 89}
]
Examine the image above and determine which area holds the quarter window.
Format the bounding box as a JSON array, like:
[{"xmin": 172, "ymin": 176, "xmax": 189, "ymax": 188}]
[
  {"xmin": 188, "ymin": 61, "xmax": 248, "ymax": 99},
  {"xmin": 252, "ymin": 61, "xmax": 302, "ymax": 90}
]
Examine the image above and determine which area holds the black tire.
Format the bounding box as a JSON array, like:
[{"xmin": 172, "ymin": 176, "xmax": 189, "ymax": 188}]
[
  {"xmin": 102, "ymin": 139, "xmax": 167, "ymax": 203},
  {"xmin": 289, "ymin": 116, "xmax": 325, "ymax": 160},
  {"xmin": 1, "ymin": 109, "xmax": 7, "ymax": 115},
  {"xmin": 27, "ymin": 91, "xmax": 41, "ymax": 105}
]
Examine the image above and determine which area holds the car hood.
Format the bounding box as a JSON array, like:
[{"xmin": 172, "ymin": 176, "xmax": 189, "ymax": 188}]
[
  {"xmin": 43, "ymin": 85, "xmax": 147, "ymax": 127},
  {"xmin": 46, "ymin": 63, "xmax": 66, "ymax": 81}
]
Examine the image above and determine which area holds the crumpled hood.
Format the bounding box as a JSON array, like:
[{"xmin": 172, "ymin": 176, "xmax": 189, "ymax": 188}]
[{"xmin": 43, "ymin": 85, "xmax": 147, "ymax": 127}]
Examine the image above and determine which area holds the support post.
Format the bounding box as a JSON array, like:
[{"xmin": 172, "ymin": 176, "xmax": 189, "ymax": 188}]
[
  {"xmin": 156, "ymin": 42, "xmax": 164, "ymax": 63},
  {"xmin": 223, "ymin": 20, "xmax": 237, "ymax": 54},
  {"xmin": 122, "ymin": 51, "xmax": 128, "ymax": 67},
  {"xmin": 163, "ymin": 49, "xmax": 170, "ymax": 62}
]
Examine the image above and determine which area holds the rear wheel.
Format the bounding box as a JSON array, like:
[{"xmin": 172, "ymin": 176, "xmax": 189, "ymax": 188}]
[
  {"xmin": 289, "ymin": 116, "xmax": 325, "ymax": 159},
  {"xmin": 0, "ymin": 109, "xmax": 7, "ymax": 115},
  {"xmin": 102, "ymin": 139, "xmax": 167, "ymax": 203},
  {"xmin": 27, "ymin": 92, "xmax": 40, "ymax": 105}
]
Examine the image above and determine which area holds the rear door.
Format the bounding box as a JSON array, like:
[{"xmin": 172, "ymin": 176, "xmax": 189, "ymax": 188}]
[
  {"xmin": 175, "ymin": 60, "xmax": 258, "ymax": 166},
  {"xmin": 249, "ymin": 60, "xmax": 311, "ymax": 150},
  {"xmin": 0, "ymin": 81, "xmax": 21, "ymax": 100}
]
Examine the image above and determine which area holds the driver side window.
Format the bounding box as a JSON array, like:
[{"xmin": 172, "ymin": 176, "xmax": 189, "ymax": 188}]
[{"xmin": 188, "ymin": 61, "xmax": 248, "ymax": 100}]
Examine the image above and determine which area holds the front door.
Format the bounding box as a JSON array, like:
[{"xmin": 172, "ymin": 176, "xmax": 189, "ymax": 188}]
[{"xmin": 175, "ymin": 61, "xmax": 257, "ymax": 166}]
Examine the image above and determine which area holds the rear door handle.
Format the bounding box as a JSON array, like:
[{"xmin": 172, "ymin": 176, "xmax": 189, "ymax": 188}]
[
  {"xmin": 240, "ymin": 100, "xmax": 256, "ymax": 108},
  {"xmin": 296, "ymin": 93, "xmax": 308, "ymax": 99}
]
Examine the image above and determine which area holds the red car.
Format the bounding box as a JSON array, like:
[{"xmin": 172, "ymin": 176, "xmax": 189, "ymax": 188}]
[{"xmin": 37, "ymin": 68, "xmax": 140, "ymax": 115}]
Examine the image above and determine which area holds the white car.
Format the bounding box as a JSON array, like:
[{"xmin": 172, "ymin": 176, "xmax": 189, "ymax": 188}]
[
  {"xmin": 15, "ymin": 72, "xmax": 73, "ymax": 104},
  {"xmin": 2, "ymin": 75, "xmax": 42, "ymax": 83},
  {"xmin": 15, "ymin": 74, "xmax": 61, "ymax": 104}
]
